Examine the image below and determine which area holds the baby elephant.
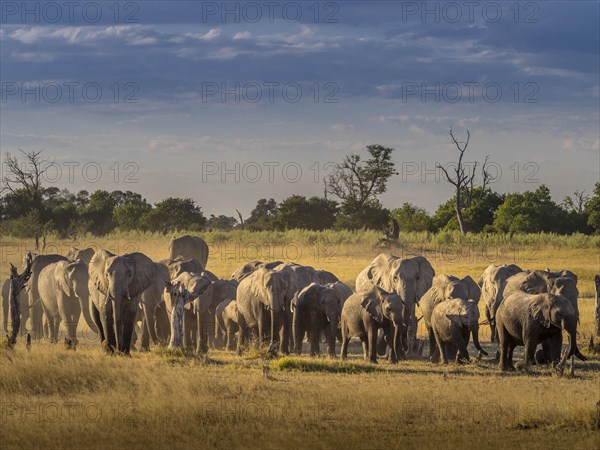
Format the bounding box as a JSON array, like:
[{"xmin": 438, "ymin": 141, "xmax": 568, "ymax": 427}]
[
  {"xmin": 292, "ymin": 283, "xmax": 343, "ymax": 357},
  {"xmin": 431, "ymin": 298, "xmax": 487, "ymax": 364},
  {"xmin": 340, "ymin": 286, "xmax": 406, "ymax": 364},
  {"xmin": 215, "ymin": 299, "xmax": 239, "ymax": 351}
]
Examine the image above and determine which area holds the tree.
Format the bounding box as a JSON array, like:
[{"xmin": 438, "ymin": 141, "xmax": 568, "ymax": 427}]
[
  {"xmin": 245, "ymin": 198, "xmax": 278, "ymax": 230},
  {"xmin": 433, "ymin": 188, "xmax": 503, "ymax": 233},
  {"xmin": 437, "ymin": 129, "xmax": 490, "ymax": 234},
  {"xmin": 113, "ymin": 203, "xmax": 152, "ymax": 231},
  {"xmin": 493, "ymin": 185, "xmax": 565, "ymax": 234},
  {"xmin": 142, "ymin": 197, "xmax": 206, "ymax": 233},
  {"xmin": 391, "ymin": 203, "xmax": 433, "ymax": 232},
  {"xmin": 586, "ymin": 183, "xmax": 600, "ymax": 233},
  {"xmin": 334, "ymin": 198, "xmax": 390, "ymax": 230},
  {"xmin": 326, "ymin": 144, "xmax": 397, "ymax": 207},
  {"xmin": 78, "ymin": 190, "xmax": 117, "ymax": 235},
  {"xmin": 274, "ymin": 195, "xmax": 338, "ymax": 230},
  {"xmin": 206, "ymin": 214, "xmax": 238, "ymax": 230}
]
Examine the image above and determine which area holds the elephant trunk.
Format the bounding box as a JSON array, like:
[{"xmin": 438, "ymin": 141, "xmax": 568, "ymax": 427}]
[
  {"xmin": 470, "ymin": 320, "xmax": 488, "ymax": 356},
  {"xmin": 393, "ymin": 324, "xmax": 400, "ymax": 361},
  {"xmin": 78, "ymin": 293, "xmax": 98, "ymax": 334},
  {"xmin": 270, "ymin": 308, "xmax": 281, "ymax": 352},
  {"xmin": 562, "ymin": 319, "xmax": 587, "ymax": 362}
]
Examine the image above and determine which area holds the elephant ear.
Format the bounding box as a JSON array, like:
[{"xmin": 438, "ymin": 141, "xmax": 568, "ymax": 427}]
[
  {"xmin": 461, "ymin": 275, "xmax": 481, "ymax": 303},
  {"xmin": 360, "ymin": 291, "xmax": 384, "ymax": 323},
  {"xmin": 88, "ymin": 249, "xmax": 115, "ymax": 295},
  {"xmin": 529, "ymin": 296, "xmax": 552, "ymax": 328},
  {"xmin": 294, "ymin": 283, "xmax": 319, "ymax": 312},
  {"xmin": 56, "ymin": 262, "xmax": 72, "ymax": 296},
  {"xmin": 124, "ymin": 253, "xmax": 156, "ymax": 298}
]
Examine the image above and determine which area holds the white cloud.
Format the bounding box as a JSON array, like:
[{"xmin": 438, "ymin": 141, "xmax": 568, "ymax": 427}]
[{"xmin": 330, "ymin": 123, "xmax": 355, "ymax": 132}]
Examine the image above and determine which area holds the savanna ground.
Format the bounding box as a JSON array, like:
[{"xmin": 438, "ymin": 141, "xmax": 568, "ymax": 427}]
[{"xmin": 1, "ymin": 231, "xmax": 599, "ymax": 449}]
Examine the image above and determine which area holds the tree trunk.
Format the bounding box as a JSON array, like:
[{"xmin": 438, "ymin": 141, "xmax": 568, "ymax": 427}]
[
  {"xmin": 455, "ymin": 189, "xmax": 466, "ymax": 234},
  {"xmin": 8, "ymin": 283, "xmax": 21, "ymax": 346},
  {"xmin": 595, "ymin": 275, "xmax": 600, "ymax": 337}
]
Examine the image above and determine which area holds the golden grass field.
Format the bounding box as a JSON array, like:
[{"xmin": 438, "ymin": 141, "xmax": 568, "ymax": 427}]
[{"xmin": 1, "ymin": 232, "xmax": 599, "ymax": 449}]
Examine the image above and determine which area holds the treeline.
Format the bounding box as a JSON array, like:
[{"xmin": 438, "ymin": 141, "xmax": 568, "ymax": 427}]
[{"xmin": 1, "ymin": 183, "xmax": 599, "ymax": 238}]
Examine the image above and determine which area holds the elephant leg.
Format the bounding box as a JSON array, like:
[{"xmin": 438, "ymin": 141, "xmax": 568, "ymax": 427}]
[
  {"xmin": 100, "ymin": 304, "xmax": 116, "ymax": 353},
  {"xmin": 226, "ymin": 325, "xmax": 237, "ymax": 351},
  {"xmin": 497, "ymin": 324, "xmax": 509, "ymax": 371},
  {"xmin": 433, "ymin": 329, "xmax": 447, "ymax": 364},
  {"xmin": 516, "ymin": 336, "xmax": 537, "ymax": 370},
  {"xmin": 293, "ymin": 320, "xmax": 304, "ymax": 355},
  {"xmin": 156, "ymin": 306, "xmax": 170, "ymax": 345},
  {"xmin": 141, "ymin": 303, "xmax": 157, "ymax": 348},
  {"xmin": 46, "ymin": 315, "xmax": 56, "ymax": 343},
  {"xmin": 140, "ymin": 315, "xmax": 150, "ymax": 352},
  {"xmin": 183, "ymin": 311, "xmax": 193, "ymax": 348},
  {"xmin": 196, "ymin": 312, "xmax": 207, "ymax": 355},
  {"xmin": 324, "ymin": 326, "xmax": 336, "ymax": 358},
  {"xmin": 91, "ymin": 304, "xmax": 106, "ymax": 345},
  {"xmin": 367, "ymin": 326, "xmax": 378, "ymax": 363},
  {"xmin": 360, "ymin": 337, "xmax": 369, "ymax": 361},
  {"xmin": 377, "ymin": 329, "xmax": 387, "ymax": 357},
  {"xmin": 384, "ymin": 328, "xmax": 398, "ymax": 364},
  {"xmin": 309, "ymin": 324, "xmax": 320, "ymax": 357},
  {"xmin": 280, "ymin": 310, "xmax": 291, "ymax": 355},
  {"xmin": 236, "ymin": 316, "xmax": 248, "ymax": 355},
  {"xmin": 548, "ymin": 333, "xmax": 562, "ymax": 363},
  {"xmin": 452, "ymin": 327, "xmax": 470, "ymax": 363},
  {"xmin": 340, "ymin": 324, "xmax": 349, "ymax": 360}
]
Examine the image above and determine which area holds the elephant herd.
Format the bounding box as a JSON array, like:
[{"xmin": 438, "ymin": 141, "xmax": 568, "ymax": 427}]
[{"xmin": 2, "ymin": 236, "xmax": 589, "ymax": 373}]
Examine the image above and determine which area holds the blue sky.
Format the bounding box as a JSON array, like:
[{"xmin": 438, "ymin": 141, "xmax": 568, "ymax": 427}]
[{"xmin": 1, "ymin": 1, "xmax": 598, "ymax": 216}]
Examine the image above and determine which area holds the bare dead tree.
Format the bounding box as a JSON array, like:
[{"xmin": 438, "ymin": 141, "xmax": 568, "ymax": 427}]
[
  {"xmin": 437, "ymin": 129, "xmax": 476, "ymax": 234},
  {"xmin": 7, "ymin": 252, "xmax": 33, "ymax": 347},
  {"xmin": 236, "ymin": 209, "xmax": 245, "ymax": 229}
]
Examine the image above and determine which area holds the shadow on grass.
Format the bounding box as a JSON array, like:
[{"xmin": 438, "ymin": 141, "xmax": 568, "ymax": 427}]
[{"xmin": 270, "ymin": 357, "xmax": 386, "ymax": 374}]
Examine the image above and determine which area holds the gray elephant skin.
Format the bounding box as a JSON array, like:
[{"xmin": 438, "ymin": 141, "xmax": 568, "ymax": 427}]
[
  {"xmin": 356, "ymin": 253, "xmax": 434, "ymax": 351},
  {"xmin": 420, "ymin": 274, "xmax": 481, "ymax": 362},
  {"xmin": 478, "ymin": 263, "xmax": 523, "ymax": 342},
  {"xmin": 215, "ymin": 299, "xmax": 239, "ymax": 351},
  {"xmin": 431, "ymin": 298, "xmax": 487, "ymax": 364},
  {"xmin": 88, "ymin": 250, "xmax": 156, "ymax": 354},
  {"xmin": 67, "ymin": 247, "xmax": 96, "ymax": 265},
  {"xmin": 498, "ymin": 269, "xmax": 579, "ymax": 363},
  {"xmin": 496, "ymin": 290, "xmax": 586, "ymax": 371},
  {"xmin": 292, "ymin": 283, "xmax": 343, "ymax": 357},
  {"xmin": 169, "ymin": 235, "xmax": 209, "ymax": 268},
  {"xmin": 38, "ymin": 260, "xmax": 97, "ymax": 348},
  {"xmin": 28, "ymin": 254, "xmax": 69, "ymax": 339},
  {"xmin": 235, "ymin": 266, "xmax": 297, "ymax": 354},
  {"xmin": 340, "ymin": 286, "xmax": 406, "ymax": 363}
]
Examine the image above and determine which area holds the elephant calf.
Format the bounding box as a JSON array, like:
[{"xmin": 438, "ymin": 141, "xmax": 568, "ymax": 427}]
[
  {"xmin": 340, "ymin": 286, "xmax": 406, "ymax": 364},
  {"xmin": 292, "ymin": 283, "xmax": 343, "ymax": 357},
  {"xmin": 215, "ymin": 299, "xmax": 239, "ymax": 351},
  {"xmin": 430, "ymin": 298, "xmax": 487, "ymax": 364}
]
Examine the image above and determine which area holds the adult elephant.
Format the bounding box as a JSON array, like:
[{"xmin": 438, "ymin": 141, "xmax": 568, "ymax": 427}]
[
  {"xmin": 478, "ymin": 263, "xmax": 523, "ymax": 342},
  {"xmin": 496, "ymin": 290, "xmax": 586, "ymax": 372},
  {"xmin": 420, "ymin": 274, "xmax": 481, "ymax": 362},
  {"xmin": 1, "ymin": 278, "xmax": 28, "ymax": 335},
  {"xmin": 138, "ymin": 262, "xmax": 171, "ymax": 351},
  {"xmin": 498, "ymin": 269, "xmax": 579, "ymax": 363},
  {"xmin": 28, "ymin": 254, "xmax": 68, "ymax": 339},
  {"xmin": 236, "ymin": 267, "xmax": 297, "ymax": 355},
  {"xmin": 169, "ymin": 235, "xmax": 209, "ymax": 268},
  {"xmin": 38, "ymin": 260, "xmax": 97, "ymax": 348},
  {"xmin": 197, "ymin": 278, "xmax": 238, "ymax": 352},
  {"xmin": 88, "ymin": 250, "xmax": 156, "ymax": 354},
  {"xmin": 430, "ymin": 298, "xmax": 487, "ymax": 364},
  {"xmin": 340, "ymin": 286, "xmax": 406, "ymax": 364},
  {"xmin": 67, "ymin": 247, "xmax": 95, "ymax": 265},
  {"xmin": 292, "ymin": 283, "xmax": 343, "ymax": 357},
  {"xmin": 215, "ymin": 299, "xmax": 239, "ymax": 351},
  {"xmin": 356, "ymin": 253, "xmax": 434, "ymax": 352}
]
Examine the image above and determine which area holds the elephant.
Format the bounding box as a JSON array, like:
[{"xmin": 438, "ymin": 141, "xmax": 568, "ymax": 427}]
[
  {"xmin": 163, "ymin": 280, "xmax": 193, "ymax": 349},
  {"xmin": 420, "ymin": 274, "xmax": 481, "ymax": 362},
  {"xmin": 215, "ymin": 299, "xmax": 239, "ymax": 351},
  {"xmin": 67, "ymin": 247, "xmax": 95, "ymax": 265},
  {"xmin": 496, "ymin": 290, "xmax": 587, "ymax": 371},
  {"xmin": 28, "ymin": 254, "xmax": 69, "ymax": 339},
  {"xmin": 169, "ymin": 235, "xmax": 209, "ymax": 268},
  {"xmin": 138, "ymin": 262, "xmax": 171, "ymax": 351},
  {"xmin": 161, "ymin": 257, "xmax": 205, "ymax": 280},
  {"xmin": 167, "ymin": 272, "xmax": 213, "ymax": 353},
  {"xmin": 292, "ymin": 283, "xmax": 343, "ymax": 357},
  {"xmin": 430, "ymin": 298, "xmax": 487, "ymax": 364},
  {"xmin": 37, "ymin": 260, "xmax": 97, "ymax": 348},
  {"xmin": 88, "ymin": 250, "xmax": 156, "ymax": 354},
  {"xmin": 340, "ymin": 286, "xmax": 406, "ymax": 364},
  {"xmin": 235, "ymin": 266, "xmax": 297, "ymax": 355},
  {"xmin": 230, "ymin": 260, "xmax": 284, "ymax": 282},
  {"xmin": 478, "ymin": 263, "xmax": 523, "ymax": 342},
  {"xmin": 355, "ymin": 253, "xmax": 434, "ymax": 353},
  {"xmin": 327, "ymin": 281, "xmax": 353, "ymax": 306},
  {"xmin": 197, "ymin": 278, "xmax": 237, "ymax": 352},
  {"xmin": 2, "ymin": 278, "xmax": 28, "ymax": 335},
  {"xmin": 498, "ymin": 269, "xmax": 579, "ymax": 363}
]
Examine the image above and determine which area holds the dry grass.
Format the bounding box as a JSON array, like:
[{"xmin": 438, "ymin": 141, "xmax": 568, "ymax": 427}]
[{"xmin": 1, "ymin": 233, "xmax": 599, "ymax": 449}]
